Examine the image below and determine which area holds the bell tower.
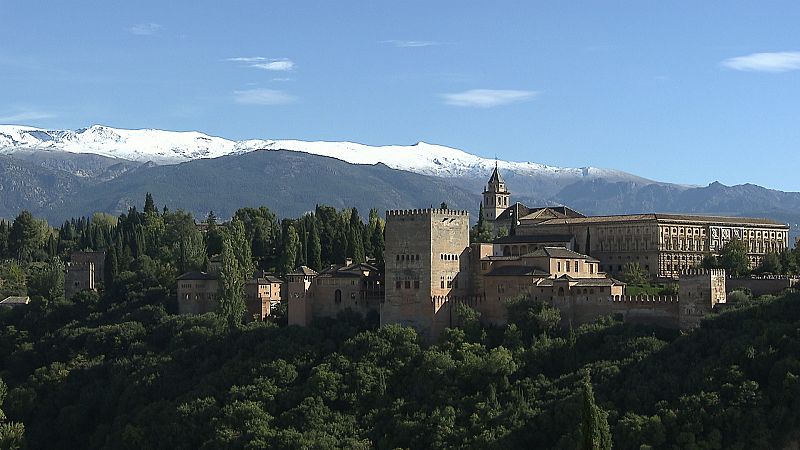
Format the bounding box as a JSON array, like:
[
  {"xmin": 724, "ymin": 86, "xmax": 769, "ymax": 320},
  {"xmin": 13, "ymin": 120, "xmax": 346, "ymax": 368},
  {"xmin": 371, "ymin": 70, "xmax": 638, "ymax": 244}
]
[{"xmin": 482, "ymin": 162, "xmax": 510, "ymax": 221}]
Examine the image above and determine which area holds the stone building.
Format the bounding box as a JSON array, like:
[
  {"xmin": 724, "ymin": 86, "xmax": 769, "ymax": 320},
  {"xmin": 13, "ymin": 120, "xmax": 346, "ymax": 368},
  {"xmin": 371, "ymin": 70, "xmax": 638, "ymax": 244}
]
[
  {"xmin": 287, "ymin": 261, "xmax": 382, "ymax": 327},
  {"xmin": 65, "ymin": 250, "xmax": 106, "ymax": 299},
  {"xmin": 514, "ymin": 213, "xmax": 789, "ymax": 279},
  {"xmin": 473, "ymin": 245, "xmax": 624, "ymax": 326},
  {"xmin": 176, "ymin": 271, "xmax": 219, "ymax": 315},
  {"xmin": 245, "ymin": 272, "xmax": 284, "ymax": 321},
  {"xmin": 381, "ymin": 208, "xmax": 475, "ymax": 341},
  {"xmin": 480, "ymin": 168, "xmax": 790, "ymax": 279}
]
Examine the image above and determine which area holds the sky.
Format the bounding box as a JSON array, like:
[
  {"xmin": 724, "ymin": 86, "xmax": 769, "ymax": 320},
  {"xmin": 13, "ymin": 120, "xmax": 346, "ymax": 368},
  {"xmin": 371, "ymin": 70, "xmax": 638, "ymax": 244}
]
[{"xmin": 1, "ymin": 1, "xmax": 799, "ymax": 191}]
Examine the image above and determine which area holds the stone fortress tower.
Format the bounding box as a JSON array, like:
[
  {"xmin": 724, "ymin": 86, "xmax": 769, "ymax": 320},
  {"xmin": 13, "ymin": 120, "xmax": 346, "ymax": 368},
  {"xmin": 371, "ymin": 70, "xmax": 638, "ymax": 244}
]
[
  {"xmin": 382, "ymin": 208, "xmax": 471, "ymax": 341},
  {"xmin": 678, "ymin": 268, "xmax": 726, "ymax": 329},
  {"xmin": 482, "ymin": 162, "xmax": 510, "ymax": 222}
]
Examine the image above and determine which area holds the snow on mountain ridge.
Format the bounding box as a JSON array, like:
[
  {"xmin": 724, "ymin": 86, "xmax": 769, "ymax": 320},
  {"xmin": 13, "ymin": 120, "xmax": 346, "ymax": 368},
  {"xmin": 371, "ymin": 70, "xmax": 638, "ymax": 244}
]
[{"xmin": 0, "ymin": 124, "xmax": 630, "ymax": 180}]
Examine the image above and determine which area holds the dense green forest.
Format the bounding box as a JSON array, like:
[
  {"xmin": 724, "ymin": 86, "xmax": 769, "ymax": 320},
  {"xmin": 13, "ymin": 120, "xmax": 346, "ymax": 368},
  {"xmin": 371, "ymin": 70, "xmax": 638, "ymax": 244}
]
[{"xmin": 2, "ymin": 197, "xmax": 800, "ymax": 449}]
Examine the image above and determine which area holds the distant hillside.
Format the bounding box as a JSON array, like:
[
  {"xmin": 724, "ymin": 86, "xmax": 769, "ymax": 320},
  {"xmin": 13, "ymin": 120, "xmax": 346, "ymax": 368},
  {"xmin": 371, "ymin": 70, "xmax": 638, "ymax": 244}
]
[
  {"xmin": 0, "ymin": 150, "xmax": 480, "ymax": 222},
  {"xmin": 554, "ymin": 179, "xmax": 800, "ymax": 243},
  {"xmin": 0, "ymin": 149, "xmax": 797, "ymax": 246}
]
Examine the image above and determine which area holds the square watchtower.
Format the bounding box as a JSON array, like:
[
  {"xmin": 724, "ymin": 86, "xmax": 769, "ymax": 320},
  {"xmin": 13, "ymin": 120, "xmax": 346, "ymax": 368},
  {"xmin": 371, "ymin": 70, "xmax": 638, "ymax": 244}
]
[{"xmin": 382, "ymin": 208, "xmax": 470, "ymax": 341}]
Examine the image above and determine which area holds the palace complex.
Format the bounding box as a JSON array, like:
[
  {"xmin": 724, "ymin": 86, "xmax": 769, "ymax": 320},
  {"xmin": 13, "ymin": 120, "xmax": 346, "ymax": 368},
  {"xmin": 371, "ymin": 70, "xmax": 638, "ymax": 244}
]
[{"xmin": 166, "ymin": 166, "xmax": 789, "ymax": 340}]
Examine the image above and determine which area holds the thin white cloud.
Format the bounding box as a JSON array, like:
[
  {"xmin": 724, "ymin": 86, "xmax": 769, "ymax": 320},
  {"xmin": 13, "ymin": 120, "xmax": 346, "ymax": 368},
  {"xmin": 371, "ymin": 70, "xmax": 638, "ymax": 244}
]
[
  {"xmin": 382, "ymin": 40, "xmax": 441, "ymax": 48},
  {"xmin": 722, "ymin": 51, "xmax": 800, "ymax": 73},
  {"xmin": 0, "ymin": 111, "xmax": 55, "ymax": 123},
  {"xmin": 227, "ymin": 57, "xmax": 295, "ymax": 71},
  {"xmin": 233, "ymin": 88, "xmax": 295, "ymax": 105},
  {"xmin": 441, "ymin": 89, "xmax": 537, "ymax": 108},
  {"xmin": 129, "ymin": 23, "xmax": 162, "ymax": 36}
]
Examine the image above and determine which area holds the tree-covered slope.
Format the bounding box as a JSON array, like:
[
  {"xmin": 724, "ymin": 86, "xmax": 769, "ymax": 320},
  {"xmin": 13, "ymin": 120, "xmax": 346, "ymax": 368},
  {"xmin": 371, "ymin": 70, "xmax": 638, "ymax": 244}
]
[{"xmin": 2, "ymin": 278, "xmax": 800, "ymax": 449}]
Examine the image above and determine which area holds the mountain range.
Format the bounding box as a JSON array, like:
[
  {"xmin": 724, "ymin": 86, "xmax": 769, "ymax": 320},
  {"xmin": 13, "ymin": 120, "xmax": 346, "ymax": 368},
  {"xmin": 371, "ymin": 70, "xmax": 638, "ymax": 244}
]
[{"xmin": 0, "ymin": 124, "xmax": 797, "ymax": 243}]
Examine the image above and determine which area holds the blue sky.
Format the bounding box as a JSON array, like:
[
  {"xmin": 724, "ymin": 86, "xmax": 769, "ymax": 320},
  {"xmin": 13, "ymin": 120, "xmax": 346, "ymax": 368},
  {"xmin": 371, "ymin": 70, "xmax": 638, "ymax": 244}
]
[{"xmin": 2, "ymin": 1, "xmax": 799, "ymax": 191}]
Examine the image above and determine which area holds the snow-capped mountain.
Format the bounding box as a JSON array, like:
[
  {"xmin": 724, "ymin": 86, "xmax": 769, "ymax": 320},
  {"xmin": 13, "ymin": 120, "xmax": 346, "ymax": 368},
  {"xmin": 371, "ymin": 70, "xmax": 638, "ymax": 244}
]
[{"xmin": 0, "ymin": 124, "xmax": 643, "ymax": 182}]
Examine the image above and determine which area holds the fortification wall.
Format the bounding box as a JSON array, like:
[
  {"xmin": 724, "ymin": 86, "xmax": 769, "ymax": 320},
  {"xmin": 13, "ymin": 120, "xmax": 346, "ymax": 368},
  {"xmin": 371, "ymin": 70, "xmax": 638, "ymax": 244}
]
[
  {"xmin": 727, "ymin": 276, "xmax": 799, "ymax": 297},
  {"xmin": 552, "ymin": 294, "xmax": 680, "ymax": 328}
]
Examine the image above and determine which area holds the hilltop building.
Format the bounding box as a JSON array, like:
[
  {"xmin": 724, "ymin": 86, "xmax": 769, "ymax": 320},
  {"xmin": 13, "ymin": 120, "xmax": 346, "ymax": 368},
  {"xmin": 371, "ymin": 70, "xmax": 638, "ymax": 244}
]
[
  {"xmin": 287, "ymin": 260, "xmax": 382, "ymax": 327},
  {"xmin": 65, "ymin": 250, "xmax": 106, "ymax": 299},
  {"xmin": 176, "ymin": 264, "xmax": 284, "ymax": 322},
  {"xmin": 177, "ymin": 167, "xmax": 789, "ymax": 338},
  {"xmin": 482, "ymin": 171, "xmax": 790, "ymax": 279}
]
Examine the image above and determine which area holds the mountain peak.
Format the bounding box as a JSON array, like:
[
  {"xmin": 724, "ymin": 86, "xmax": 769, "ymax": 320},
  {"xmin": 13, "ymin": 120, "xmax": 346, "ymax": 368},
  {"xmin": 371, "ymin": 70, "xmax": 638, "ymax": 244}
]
[{"xmin": 0, "ymin": 124, "xmax": 649, "ymax": 184}]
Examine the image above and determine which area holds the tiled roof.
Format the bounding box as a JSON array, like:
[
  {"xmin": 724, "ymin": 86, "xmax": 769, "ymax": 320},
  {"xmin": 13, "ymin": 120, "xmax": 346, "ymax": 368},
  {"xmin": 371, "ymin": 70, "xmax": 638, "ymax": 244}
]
[
  {"xmin": 485, "ymin": 266, "xmax": 550, "ymax": 277},
  {"xmin": 176, "ymin": 271, "xmax": 218, "ymax": 281},
  {"xmin": 532, "ymin": 213, "xmax": 786, "ymax": 227},
  {"xmin": 248, "ymin": 276, "xmax": 284, "ymax": 284},
  {"xmin": 288, "ymin": 266, "xmax": 318, "ymax": 276},
  {"xmin": 525, "ymin": 247, "xmax": 599, "ymax": 261},
  {"xmin": 493, "ymin": 234, "xmax": 574, "ymax": 244}
]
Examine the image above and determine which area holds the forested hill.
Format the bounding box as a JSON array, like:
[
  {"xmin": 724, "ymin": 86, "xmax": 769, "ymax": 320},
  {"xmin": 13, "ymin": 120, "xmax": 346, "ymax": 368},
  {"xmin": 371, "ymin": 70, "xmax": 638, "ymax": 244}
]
[{"xmin": 2, "ymin": 279, "xmax": 800, "ymax": 447}]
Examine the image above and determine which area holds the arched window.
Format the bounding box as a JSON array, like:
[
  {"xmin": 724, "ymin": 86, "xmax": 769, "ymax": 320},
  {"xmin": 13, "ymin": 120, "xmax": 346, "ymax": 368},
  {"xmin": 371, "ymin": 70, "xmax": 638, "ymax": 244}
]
[{"xmin": 334, "ymin": 289, "xmax": 342, "ymax": 304}]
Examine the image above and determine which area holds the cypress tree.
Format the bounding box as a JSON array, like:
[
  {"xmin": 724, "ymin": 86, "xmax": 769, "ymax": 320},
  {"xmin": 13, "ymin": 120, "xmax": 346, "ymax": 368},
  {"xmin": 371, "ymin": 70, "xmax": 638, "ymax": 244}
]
[
  {"xmin": 347, "ymin": 208, "xmax": 365, "ymax": 263},
  {"xmin": 281, "ymin": 225, "xmax": 300, "ymax": 275},
  {"xmin": 370, "ymin": 221, "xmax": 385, "ymax": 267},
  {"xmin": 308, "ymin": 218, "xmax": 322, "ymax": 271},
  {"xmin": 579, "ymin": 374, "xmax": 612, "ymax": 450},
  {"xmin": 218, "ymin": 237, "xmax": 246, "ymax": 328},
  {"xmin": 144, "ymin": 192, "xmax": 156, "ymax": 214}
]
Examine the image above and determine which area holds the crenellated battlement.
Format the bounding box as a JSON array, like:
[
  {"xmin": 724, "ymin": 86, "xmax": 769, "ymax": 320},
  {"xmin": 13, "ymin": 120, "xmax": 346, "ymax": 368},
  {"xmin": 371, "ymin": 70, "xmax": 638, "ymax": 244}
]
[
  {"xmin": 553, "ymin": 294, "xmax": 679, "ymax": 304},
  {"xmin": 386, "ymin": 209, "xmax": 470, "ymax": 218},
  {"xmin": 612, "ymin": 294, "xmax": 678, "ymax": 303},
  {"xmin": 678, "ymin": 268, "xmax": 726, "ymax": 277},
  {"xmin": 430, "ymin": 294, "xmax": 485, "ymax": 307}
]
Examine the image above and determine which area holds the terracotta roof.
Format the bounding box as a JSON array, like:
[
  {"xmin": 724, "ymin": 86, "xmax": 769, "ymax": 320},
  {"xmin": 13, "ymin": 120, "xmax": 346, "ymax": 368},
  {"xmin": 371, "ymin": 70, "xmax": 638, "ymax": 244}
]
[
  {"xmin": 288, "ymin": 266, "xmax": 318, "ymax": 276},
  {"xmin": 525, "ymin": 247, "xmax": 599, "ymax": 261},
  {"xmin": 176, "ymin": 271, "xmax": 218, "ymax": 281},
  {"xmin": 532, "ymin": 213, "xmax": 786, "ymax": 227},
  {"xmin": 248, "ymin": 276, "xmax": 284, "ymax": 284},
  {"xmin": 493, "ymin": 234, "xmax": 574, "ymax": 244},
  {"xmin": 485, "ymin": 266, "xmax": 549, "ymax": 277},
  {"xmin": 495, "ymin": 203, "xmax": 534, "ymax": 222},
  {"xmin": 317, "ymin": 262, "xmax": 377, "ymax": 278}
]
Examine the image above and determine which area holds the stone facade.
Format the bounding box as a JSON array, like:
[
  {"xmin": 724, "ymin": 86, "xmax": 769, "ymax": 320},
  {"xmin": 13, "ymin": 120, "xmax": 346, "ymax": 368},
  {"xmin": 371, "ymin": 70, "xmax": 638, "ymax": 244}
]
[
  {"xmin": 176, "ymin": 271, "xmax": 219, "ymax": 315},
  {"xmin": 286, "ymin": 262, "xmax": 382, "ymax": 327},
  {"xmin": 726, "ymin": 276, "xmax": 800, "ymax": 297},
  {"xmin": 480, "ymin": 168, "xmax": 789, "ymax": 280},
  {"xmin": 64, "ymin": 251, "xmax": 105, "ymax": 299},
  {"xmin": 245, "ymin": 273, "xmax": 283, "ymax": 322},
  {"xmin": 513, "ymin": 214, "xmax": 788, "ymax": 279},
  {"xmin": 474, "ymin": 246, "xmax": 624, "ymax": 326},
  {"xmin": 677, "ymin": 269, "xmax": 727, "ymax": 329},
  {"xmin": 382, "ymin": 209, "xmax": 472, "ymax": 341}
]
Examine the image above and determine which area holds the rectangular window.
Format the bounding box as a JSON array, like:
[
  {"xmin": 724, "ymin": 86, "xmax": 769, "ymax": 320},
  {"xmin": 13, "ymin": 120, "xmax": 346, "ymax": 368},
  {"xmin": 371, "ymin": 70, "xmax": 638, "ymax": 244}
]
[
  {"xmin": 404, "ymin": 280, "xmax": 411, "ymax": 289},
  {"xmin": 557, "ymin": 261, "xmax": 561, "ymax": 272},
  {"xmin": 575, "ymin": 261, "xmax": 579, "ymax": 272},
  {"xmin": 414, "ymin": 280, "xmax": 420, "ymax": 289},
  {"xmin": 566, "ymin": 261, "xmax": 570, "ymax": 272},
  {"xmin": 395, "ymin": 281, "xmax": 401, "ymax": 289}
]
